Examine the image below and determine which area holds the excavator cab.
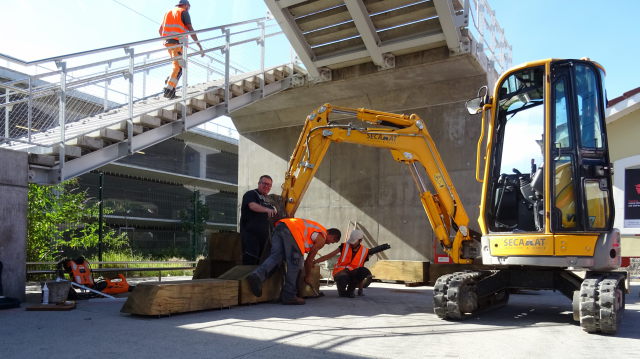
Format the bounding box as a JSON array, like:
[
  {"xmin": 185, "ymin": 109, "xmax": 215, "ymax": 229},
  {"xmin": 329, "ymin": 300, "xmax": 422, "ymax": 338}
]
[{"xmin": 474, "ymin": 59, "xmax": 618, "ymax": 268}]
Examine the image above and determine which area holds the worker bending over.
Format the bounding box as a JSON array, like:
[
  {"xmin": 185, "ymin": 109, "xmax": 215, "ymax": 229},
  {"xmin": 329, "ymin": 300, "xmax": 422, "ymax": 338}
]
[
  {"xmin": 158, "ymin": 0, "xmax": 204, "ymax": 99},
  {"xmin": 247, "ymin": 218, "xmax": 341, "ymax": 305},
  {"xmin": 315, "ymin": 229, "xmax": 373, "ymax": 298}
]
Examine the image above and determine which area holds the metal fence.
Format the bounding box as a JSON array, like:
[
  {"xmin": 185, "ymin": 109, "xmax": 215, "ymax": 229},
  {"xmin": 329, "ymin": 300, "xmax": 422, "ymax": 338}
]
[{"xmin": 467, "ymin": 0, "xmax": 512, "ymax": 74}]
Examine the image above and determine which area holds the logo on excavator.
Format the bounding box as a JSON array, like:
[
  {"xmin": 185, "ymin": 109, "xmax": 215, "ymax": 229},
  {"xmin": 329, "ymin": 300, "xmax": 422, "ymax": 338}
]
[
  {"xmin": 367, "ymin": 133, "xmax": 397, "ymax": 143},
  {"xmin": 502, "ymin": 238, "xmax": 547, "ymax": 248}
]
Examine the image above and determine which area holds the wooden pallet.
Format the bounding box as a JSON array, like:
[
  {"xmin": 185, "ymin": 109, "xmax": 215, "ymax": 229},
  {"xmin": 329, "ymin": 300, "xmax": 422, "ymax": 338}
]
[{"xmin": 26, "ymin": 301, "xmax": 76, "ymax": 311}]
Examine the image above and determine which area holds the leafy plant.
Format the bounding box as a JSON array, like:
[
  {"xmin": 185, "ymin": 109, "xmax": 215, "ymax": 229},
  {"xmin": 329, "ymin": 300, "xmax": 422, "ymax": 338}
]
[
  {"xmin": 27, "ymin": 178, "xmax": 128, "ymax": 261},
  {"xmin": 179, "ymin": 192, "xmax": 210, "ymax": 259}
]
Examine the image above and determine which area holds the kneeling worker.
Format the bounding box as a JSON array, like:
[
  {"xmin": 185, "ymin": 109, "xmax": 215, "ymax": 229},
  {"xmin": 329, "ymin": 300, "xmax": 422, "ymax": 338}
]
[
  {"xmin": 314, "ymin": 229, "xmax": 376, "ymax": 298},
  {"xmin": 247, "ymin": 218, "xmax": 341, "ymax": 305}
]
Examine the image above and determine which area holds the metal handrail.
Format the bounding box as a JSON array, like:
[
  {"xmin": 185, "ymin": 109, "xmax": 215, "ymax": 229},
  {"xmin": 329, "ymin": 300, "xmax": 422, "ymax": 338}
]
[{"xmin": 0, "ymin": 14, "xmax": 295, "ymax": 159}]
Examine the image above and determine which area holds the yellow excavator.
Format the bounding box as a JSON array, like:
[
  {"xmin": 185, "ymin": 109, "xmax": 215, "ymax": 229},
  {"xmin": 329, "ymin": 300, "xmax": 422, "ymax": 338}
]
[{"xmin": 279, "ymin": 58, "xmax": 626, "ymax": 334}]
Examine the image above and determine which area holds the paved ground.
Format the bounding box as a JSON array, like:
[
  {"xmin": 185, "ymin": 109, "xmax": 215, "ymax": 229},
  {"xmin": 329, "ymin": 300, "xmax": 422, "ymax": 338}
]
[{"xmin": 2, "ymin": 280, "xmax": 639, "ymax": 359}]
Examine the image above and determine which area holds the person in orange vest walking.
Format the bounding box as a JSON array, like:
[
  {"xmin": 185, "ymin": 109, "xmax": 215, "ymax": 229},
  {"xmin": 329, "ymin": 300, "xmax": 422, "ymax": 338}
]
[
  {"xmin": 247, "ymin": 218, "xmax": 341, "ymax": 305},
  {"xmin": 314, "ymin": 229, "xmax": 373, "ymax": 298},
  {"xmin": 158, "ymin": 0, "xmax": 204, "ymax": 99}
]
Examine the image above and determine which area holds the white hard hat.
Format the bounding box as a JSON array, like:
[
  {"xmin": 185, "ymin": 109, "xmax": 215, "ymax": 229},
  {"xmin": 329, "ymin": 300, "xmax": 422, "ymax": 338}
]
[{"xmin": 347, "ymin": 229, "xmax": 364, "ymax": 245}]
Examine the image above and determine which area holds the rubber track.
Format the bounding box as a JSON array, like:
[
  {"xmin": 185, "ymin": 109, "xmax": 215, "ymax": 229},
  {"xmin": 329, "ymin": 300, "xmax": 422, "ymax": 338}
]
[
  {"xmin": 433, "ymin": 271, "xmax": 480, "ymax": 319},
  {"xmin": 579, "ymin": 275, "xmax": 623, "ymax": 334}
]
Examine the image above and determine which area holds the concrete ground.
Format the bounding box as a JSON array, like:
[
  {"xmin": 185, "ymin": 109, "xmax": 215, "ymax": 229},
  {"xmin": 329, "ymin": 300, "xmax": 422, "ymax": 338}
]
[{"xmin": 1, "ymin": 280, "xmax": 639, "ymax": 359}]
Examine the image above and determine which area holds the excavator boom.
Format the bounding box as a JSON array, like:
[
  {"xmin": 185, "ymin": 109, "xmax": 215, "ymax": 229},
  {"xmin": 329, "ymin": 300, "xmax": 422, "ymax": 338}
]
[{"xmin": 281, "ymin": 104, "xmax": 478, "ymax": 263}]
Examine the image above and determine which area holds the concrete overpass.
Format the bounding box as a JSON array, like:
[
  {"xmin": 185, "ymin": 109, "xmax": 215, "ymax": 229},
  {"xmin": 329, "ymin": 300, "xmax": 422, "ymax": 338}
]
[{"xmin": 233, "ymin": 0, "xmax": 510, "ymax": 262}]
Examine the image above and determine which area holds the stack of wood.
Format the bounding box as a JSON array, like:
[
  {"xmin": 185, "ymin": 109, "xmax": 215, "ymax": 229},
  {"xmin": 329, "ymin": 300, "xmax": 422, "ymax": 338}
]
[
  {"xmin": 120, "ymin": 279, "xmax": 238, "ymax": 316},
  {"xmin": 193, "ymin": 232, "xmax": 243, "ymax": 279}
]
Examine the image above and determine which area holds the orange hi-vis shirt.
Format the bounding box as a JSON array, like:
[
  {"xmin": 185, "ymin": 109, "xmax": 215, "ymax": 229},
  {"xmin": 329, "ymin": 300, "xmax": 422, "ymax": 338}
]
[
  {"xmin": 333, "ymin": 244, "xmax": 369, "ymax": 276},
  {"xmin": 278, "ymin": 218, "xmax": 327, "ymax": 254},
  {"xmin": 160, "ymin": 7, "xmax": 188, "ymax": 41}
]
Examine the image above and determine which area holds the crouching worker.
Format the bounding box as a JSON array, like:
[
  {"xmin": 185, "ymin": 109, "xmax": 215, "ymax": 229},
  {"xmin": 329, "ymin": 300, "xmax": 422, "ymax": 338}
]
[
  {"xmin": 247, "ymin": 218, "xmax": 341, "ymax": 305},
  {"xmin": 314, "ymin": 229, "xmax": 373, "ymax": 298}
]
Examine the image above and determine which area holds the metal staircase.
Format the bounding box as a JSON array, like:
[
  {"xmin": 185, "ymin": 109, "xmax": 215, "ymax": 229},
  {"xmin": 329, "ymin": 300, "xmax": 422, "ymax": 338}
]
[{"xmin": 0, "ymin": 16, "xmax": 304, "ymax": 184}]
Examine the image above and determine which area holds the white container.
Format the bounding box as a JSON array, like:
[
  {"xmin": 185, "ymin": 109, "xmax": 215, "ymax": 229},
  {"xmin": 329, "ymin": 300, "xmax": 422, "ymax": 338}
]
[{"xmin": 42, "ymin": 283, "xmax": 49, "ymax": 305}]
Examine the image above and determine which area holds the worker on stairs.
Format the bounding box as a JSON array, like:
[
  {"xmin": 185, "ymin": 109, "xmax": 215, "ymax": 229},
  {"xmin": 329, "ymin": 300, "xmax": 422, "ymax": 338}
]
[{"xmin": 158, "ymin": 0, "xmax": 204, "ymax": 99}]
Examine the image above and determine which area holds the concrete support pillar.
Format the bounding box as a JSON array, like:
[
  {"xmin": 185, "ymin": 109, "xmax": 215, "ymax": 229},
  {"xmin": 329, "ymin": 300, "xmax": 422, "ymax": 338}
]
[{"xmin": 0, "ymin": 148, "xmax": 28, "ymax": 300}]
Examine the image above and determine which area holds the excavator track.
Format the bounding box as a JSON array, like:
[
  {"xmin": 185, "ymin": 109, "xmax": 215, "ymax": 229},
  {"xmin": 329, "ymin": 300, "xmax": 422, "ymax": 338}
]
[
  {"xmin": 577, "ymin": 274, "xmax": 625, "ymax": 334},
  {"xmin": 433, "ymin": 271, "xmax": 483, "ymax": 319}
]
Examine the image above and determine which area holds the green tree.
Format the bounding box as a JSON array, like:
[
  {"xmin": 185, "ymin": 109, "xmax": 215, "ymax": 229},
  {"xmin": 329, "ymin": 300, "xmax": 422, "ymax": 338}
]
[
  {"xmin": 27, "ymin": 178, "xmax": 128, "ymax": 261},
  {"xmin": 179, "ymin": 192, "xmax": 210, "ymax": 259}
]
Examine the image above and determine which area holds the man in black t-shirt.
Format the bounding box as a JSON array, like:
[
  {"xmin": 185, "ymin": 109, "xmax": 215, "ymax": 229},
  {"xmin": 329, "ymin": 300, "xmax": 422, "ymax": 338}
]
[{"xmin": 240, "ymin": 175, "xmax": 277, "ymax": 265}]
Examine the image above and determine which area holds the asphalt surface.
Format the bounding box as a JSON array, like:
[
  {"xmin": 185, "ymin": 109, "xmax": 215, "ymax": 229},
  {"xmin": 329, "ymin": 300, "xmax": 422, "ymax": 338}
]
[{"xmin": 1, "ymin": 280, "xmax": 639, "ymax": 359}]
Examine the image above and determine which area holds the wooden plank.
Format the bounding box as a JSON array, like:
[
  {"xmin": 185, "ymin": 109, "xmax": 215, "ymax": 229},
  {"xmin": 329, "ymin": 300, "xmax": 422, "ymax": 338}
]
[
  {"xmin": 218, "ymin": 265, "xmax": 283, "ymax": 304},
  {"xmin": 120, "ymin": 279, "xmax": 238, "ymax": 316},
  {"xmin": 26, "ymin": 301, "xmax": 76, "ymax": 311},
  {"xmin": 133, "ymin": 114, "xmax": 161, "ymax": 128},
  {"xmin": 28, "ymin": 153, "xmax": 55, "ymax": 167},
  {"xmin": 370, "ymin": 260, "xmax": 428, "ymax": 283},
  {"xmin": 87, "ymin": 128, "xmax": 125, "ymax": 142},
  {"xmin": 108, "ymin": 122, "xmax": 143, "ymax": 135},
  {"xmin": 66, "ymin": 136, "xmax": 104, "ymax": 150}
]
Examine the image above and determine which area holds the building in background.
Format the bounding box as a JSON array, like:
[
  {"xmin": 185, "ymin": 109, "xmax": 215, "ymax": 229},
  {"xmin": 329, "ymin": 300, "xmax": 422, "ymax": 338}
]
[{"xmin": 606, "ymin": 87, "xmax": 640, "ymax": 257}]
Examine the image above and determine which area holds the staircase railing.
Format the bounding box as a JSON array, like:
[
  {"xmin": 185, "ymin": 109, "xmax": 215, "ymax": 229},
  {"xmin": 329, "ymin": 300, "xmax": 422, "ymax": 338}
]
[{"xmin": 0, "ymin": 15, "xmax": 293, "ymax": 150}]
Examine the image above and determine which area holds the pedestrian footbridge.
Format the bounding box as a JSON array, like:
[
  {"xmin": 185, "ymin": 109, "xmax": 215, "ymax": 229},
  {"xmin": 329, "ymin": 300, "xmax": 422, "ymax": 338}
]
[{"xmin": 0, "ymin": 17, "xmax": 304, "ymax": 184}]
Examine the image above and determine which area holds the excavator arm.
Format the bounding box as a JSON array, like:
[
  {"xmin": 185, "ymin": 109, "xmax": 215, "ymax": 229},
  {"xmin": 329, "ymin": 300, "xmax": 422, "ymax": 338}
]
[{"xmin": 281, "ymin": 104, "xmax": 479, "ymax": 263}]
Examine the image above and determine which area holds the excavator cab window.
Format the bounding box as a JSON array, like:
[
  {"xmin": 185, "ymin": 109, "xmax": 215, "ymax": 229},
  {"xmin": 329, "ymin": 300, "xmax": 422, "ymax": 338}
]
[{"xmin": 488, "ymin": 66, "xmax": 545, "ymax": 232}]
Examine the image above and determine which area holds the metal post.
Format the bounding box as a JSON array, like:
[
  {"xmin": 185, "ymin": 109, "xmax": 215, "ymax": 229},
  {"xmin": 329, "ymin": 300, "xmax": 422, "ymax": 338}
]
[
  {"xmin": 57, "ymin": 61, "xmax": 67, "ymax": 179},
  {"xmin": 98, "ymin": 172, "xmax": 104, "ymax": 263},
  {"xmin": 192, "ymin": 190, "xmax": 198, "ymax": 261},
  {"xmin": 4, "ymin": 88, "xmax": 9, "ymax": 140},
  {"xmin": 224, "ymin": 28, "xmax": 231, "ymax": 113},
  {"xmin": 181, "ymin": 36, "xmax": 188, "ymax": 122},
  {"xmin": 260, "ymin": 20, "xmax": 266, "ymax": 98},
  {"xmin": 27, "ymin": 77, "xmax": 32, "ymax": 143},
  {"xmin": 143, "ymin": 54, "xmax": 149, "ymax": 98},
  {"xmin": 126, "ymin": 48, "xmax": 134, "ymax": 154},
  {"xmin": 103, "ymin": 63, "xmax": 109, "ymax": 111}
]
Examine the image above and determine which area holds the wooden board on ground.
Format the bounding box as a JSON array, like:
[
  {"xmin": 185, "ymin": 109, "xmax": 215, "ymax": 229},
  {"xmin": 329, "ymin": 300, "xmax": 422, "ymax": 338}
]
[
  {"xmin": 26, "ymin": 301, "xmax": 76, "ymax": 311},
  {"xmin": 370, "ymin": 260, "xmax": 429, "ymax": 283},
  {"xmin": 218, "ymin": 265, "xmax": 283, "ymax": 304},
  {"xmin": 120, "ymin": 279, "xmax": 238, "ymax": 316}
]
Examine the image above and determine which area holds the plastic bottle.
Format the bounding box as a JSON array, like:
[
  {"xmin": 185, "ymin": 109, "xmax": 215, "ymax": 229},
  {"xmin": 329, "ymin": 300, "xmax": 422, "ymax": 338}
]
[{"xmin": 42, "ymin": 283, "xmax": 49, "ymax": 305}]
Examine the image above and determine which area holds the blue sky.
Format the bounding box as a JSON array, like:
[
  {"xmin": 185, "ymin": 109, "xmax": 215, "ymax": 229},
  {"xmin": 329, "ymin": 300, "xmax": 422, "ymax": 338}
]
[
  {"xmin": 4, "ymin": 0, "xmax": 637, "ymax": 99},
  {"xmin": 491, "ymin": 0, "xmax": 640, "ymax": 99}
]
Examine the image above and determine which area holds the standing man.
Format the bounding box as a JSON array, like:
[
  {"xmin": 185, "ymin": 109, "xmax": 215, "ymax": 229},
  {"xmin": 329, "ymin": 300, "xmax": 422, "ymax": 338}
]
[
  {"xmin": 240, "ymin": 175, "xmax": 277, "ymax": 265},
  {"xmin": 247, "ymin": 218, "xmax": 341, "ymax": 305},
  {"xmin": 314, "ymin": 229, "xmax": 374, "ymax": 298},
  {"xmin": 158, "ymin": 0, "xmax": 204, "ymax": 99}
]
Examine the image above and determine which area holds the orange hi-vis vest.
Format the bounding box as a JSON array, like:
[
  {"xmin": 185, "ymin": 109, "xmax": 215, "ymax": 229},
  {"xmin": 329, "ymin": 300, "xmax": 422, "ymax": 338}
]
[
  {"xmin": 333, "ymin": 244, "xmax": 369, "ymax": 276},
  {"xmin": 278, "ymin": 218, "xmax": 327, "ymax": 254},
  {"xmin": 161, "ymin": 7, "xmax": 188, "ymax": 41},
  {"xmin": 68, "ymin": 259, "xmax": 94, "ymax": 286}
]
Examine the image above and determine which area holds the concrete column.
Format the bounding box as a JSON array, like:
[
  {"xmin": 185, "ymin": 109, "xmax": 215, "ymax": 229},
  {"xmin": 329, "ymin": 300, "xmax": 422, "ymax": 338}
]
[{"xmin": 0, "ymin": 148, "xmax": 28, "ymax": 300}]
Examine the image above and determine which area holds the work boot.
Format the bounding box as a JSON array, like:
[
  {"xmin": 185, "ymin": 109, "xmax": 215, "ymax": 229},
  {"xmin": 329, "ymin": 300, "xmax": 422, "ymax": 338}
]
[
  {"xmin": 362, "ymin": 274, "xmax": 373, "ymax": 288},
  {"xmin": 282, "ymin": 296, "xmax": 305, "ymax": 305},
  {"xmin": 163, "ymin": 87, "xmax": 177, "ymax": 99},
  {"xmin": 246, "ymin": 273, "xmax": 262, "ymax": 297}
]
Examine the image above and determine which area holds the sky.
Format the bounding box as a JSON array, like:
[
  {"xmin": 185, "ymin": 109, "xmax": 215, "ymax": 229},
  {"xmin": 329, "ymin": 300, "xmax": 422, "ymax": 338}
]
[{"xmin": 2, "ymin": 0, "xmax": 638, "ymax": 102}]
